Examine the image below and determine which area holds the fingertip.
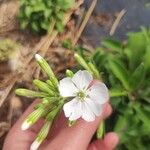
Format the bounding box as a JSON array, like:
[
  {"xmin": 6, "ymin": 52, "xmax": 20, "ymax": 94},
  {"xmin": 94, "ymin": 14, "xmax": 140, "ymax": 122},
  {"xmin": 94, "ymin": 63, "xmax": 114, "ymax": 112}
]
[
  {"xmin": 102, "ymin": 103, "xmax": 112, "ymax": 119},
  {"xmin": 104, "ymin": 132, "xmax": 119, "ymax": 149}
]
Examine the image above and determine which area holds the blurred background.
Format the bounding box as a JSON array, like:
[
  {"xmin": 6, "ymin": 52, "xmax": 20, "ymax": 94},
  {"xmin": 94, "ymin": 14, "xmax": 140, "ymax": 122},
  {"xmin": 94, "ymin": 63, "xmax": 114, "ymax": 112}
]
[{"xmin": 0, "ymin": 0, "xmax": 150, "ymax": 149}]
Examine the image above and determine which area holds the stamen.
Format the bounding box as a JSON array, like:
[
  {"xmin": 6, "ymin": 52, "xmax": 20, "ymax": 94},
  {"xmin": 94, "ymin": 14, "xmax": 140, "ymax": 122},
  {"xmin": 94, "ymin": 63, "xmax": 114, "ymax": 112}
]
[{"xmin": 77, "ymin": 91, "xmax": 86, "ymax": 101}]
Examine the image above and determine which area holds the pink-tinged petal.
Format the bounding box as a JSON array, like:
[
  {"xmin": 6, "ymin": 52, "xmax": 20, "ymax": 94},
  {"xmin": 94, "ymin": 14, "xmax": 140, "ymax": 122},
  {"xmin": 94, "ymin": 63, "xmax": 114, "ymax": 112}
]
[
  {"xmin": 85, "ymin": 98, "xmax": 103, "ymax": 116},
  {"xmin": 81, "ymin": 102, "xmax": 95, "ymax": 122},
  {"xmin": 69, "ymin": 101, "xmax": 82, "ymax": 121},
  {"xmin": 58, "ymin": 77, "xmax": 78, "ymax": 97},
  {"xmin": 72, "ymin": 70, "xmax": 93, "ymax": 90},
  {"xmin": 63, "ymin": 98, "xmax": 78, "ymax": 117},
  {"xmin": 87, "ymin": 82, "xmax": 109, "ymax": 104}
]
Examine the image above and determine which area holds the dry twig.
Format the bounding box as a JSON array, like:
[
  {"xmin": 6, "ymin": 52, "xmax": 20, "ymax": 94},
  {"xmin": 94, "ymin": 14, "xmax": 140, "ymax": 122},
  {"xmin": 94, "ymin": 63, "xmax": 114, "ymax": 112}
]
[
  {"xmin": 72, "ymin": 0, "xmax": 97, "ymax": 46},
  {"xmin": 0, "ymin": 122, "xmax": 10, "ymax": 137},
  {"xmin": 110, "ymin": 9, "xmax": 126, "ymax": 36}
]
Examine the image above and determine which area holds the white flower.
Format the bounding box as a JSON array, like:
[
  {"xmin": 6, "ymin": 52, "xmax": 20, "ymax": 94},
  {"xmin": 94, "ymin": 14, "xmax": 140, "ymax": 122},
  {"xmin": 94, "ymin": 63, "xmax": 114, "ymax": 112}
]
[{"xmin": 58, "ymin": 70, "xmax": 109, "ymax": 122}]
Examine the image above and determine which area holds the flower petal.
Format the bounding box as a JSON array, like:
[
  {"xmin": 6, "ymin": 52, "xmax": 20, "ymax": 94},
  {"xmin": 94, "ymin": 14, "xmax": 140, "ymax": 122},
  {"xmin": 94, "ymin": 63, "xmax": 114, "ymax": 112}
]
[
  {"xmin": 81, "ymin": 102, "xmax": 95, "ymax": 122},
  {"xmin": 63, "ymin": 98, "xmax": 78, "ymax": 117},
  {"xmin": 58, "ymin": 77, "xmax": 78, "ymax": 97},
  {"xmin": 72, "ymin": 70, "xmax": 93, "ymax": 90},
  {"xmin": 85, "ymin": 98, "xmax": 103, "ymax": 116},
  {"xmin": 87, "ymin": 82, "xmax": 109, "ymax": 104},
  {"xmin": 69, "ymin": 100, "xmax": 82, "ymax": 121}
]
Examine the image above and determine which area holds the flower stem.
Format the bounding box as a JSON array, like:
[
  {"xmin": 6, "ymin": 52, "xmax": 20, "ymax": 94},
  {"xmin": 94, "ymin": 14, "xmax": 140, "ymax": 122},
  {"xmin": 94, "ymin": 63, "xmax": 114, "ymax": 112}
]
[
  {"xmin": 96, "ymin": 121, "xmax": 105, "ymax": 139},
  {"xmin": 46, "ymin": 101, "xmax": 64, "ymax": 121}
]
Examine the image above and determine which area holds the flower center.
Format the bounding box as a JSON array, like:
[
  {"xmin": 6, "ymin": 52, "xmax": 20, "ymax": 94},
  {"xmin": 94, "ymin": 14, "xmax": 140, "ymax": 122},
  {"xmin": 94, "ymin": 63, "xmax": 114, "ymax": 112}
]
[{"xmin": 77, "ymin": 91, "xmax": 86, "ymax": 101}]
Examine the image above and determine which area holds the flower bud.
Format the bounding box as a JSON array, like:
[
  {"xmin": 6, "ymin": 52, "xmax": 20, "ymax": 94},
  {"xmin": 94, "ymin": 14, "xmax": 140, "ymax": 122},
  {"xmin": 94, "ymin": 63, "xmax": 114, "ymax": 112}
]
[
  {"xmin": 68, "ymin": 120, "xmax": 76, "ymax": 127},
  {"xmin": 35, "ymin": 54, "xmax": 54, "ymax": 77},
  {"xmin": 88, "ymin": 62, "xmax": 100, "ymax": 79},
  {"xmin": 74, "ymin": 53, "xmax": 91, "ymax": 73},
  {"xmin": 30, "ymin": 121, "xmax": 52, "ymax": 150},
  {"xmin": 33, "ymin": 79, "xmax": 55, "ymax": 96},
  {"xmin": 15, "ymin": 89, "xmax": 49, "ymax": 98},
  {"xmin": 46, "ymin": 80, "xmax": 55, "ymax": 89},
  {"xmin": 66, "ymin": 69, "xmax": 74, "ymax": 77},
  {"xmin": 21, "ymin": 108, "xmax": 44, "ymax": 130}
]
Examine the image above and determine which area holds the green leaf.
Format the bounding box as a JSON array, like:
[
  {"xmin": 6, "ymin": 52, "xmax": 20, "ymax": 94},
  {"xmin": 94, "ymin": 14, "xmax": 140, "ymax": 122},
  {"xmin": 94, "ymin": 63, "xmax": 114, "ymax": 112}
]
[
  {"xmin": 57, "ymin": 0, "xmax": 75, "ymax": 11},
  {"xmin": 33, "ymin": 3, "xmax": 46, "ymax": 12},
  {"xmin": 101, "ymin": 39, "xmax": 123, "ymax": 52},
  {"xmin": 62, "ymin": 39, "xmax": 72, "ymax": 49},
  {"xmin": 141, "ymin": 26, "xmax": 150, "ymax": 43},
  {"xmin": 31, "ymin": 22, "xmax": 39, "ymax": 32},
  {"xmin": 134, "ymin": 105, "xmax": 150, "ymax": 131},
  {"xmin": 127, "ymin": 31, "xmax": 146, "ymax": 52},
  {"xmin": 20, "ymin": 21, "xmax": 29, "ymax": 29},
  {"xmin": 56, "ymin": 11, "xmax": 64, "ymax": 20},
  {"xmin": 109, "ymin": 88, "xmax": 128, "ymax": 97},
  {"xmin": 44, "ymin": 9, "xmax": 52, "ymax": 18},
  {"xmin": 108, "ymin": 59, "xmax": 131, "ymax": 91},
  {"xmin": 129, "ymin": 63, "xmax": 145, "ymax": 90},
  {"xmin": 127, "ymin": 31, "xmax": 147, "ymax": 68},
  {"xmin": 25, "ymin": 7, "xmax": 32, "ymax": 17},
  {"xmin": 141, "ymin": 87, "xmax": 150, "ymax": 103},
  {"xmin": 19, "ymin": 0, "xmax": 73, "ymax": 34},
  {"xmin": 56, "ymin": 21, "xmax": 64, "ymax": 32},
  {"xmin": 144, "ymin": 44, "xmax": 150, "ymax": 70},
  {"xmin": 124, "ymin": 48, "xmax": 132, "ymax": 63},
  {"xmin": 114, "ymin": 115, "xmax": 128, "ymax": 135}
]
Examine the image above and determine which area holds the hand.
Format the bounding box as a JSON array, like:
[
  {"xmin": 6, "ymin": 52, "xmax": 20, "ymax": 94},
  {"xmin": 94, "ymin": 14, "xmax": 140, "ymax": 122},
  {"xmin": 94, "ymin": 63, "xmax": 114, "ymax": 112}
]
[{"xmin": 3, "ymin": 100, "xmax": 119, "ymax": 150}]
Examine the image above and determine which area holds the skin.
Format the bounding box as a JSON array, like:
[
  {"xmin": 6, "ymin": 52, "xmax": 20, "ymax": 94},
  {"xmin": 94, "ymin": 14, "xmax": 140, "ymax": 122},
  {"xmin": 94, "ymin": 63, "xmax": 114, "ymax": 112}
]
[
  {"xmin": 3, "ymin": 81, "xmax": 119, "ymax": 150},
  {"xmin": 3, "ymin": 101, "xmax": 119, "ymax": 150}
]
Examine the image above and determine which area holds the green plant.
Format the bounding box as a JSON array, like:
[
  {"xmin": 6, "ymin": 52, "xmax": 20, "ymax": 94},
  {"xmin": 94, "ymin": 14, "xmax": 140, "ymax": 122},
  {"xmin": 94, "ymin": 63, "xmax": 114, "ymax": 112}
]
[
  {"xmin": 16, "ymin": 53, "xmax": 108, "ymax": 149},
  {"xmin": 75, "ymin": 28, "xmax": 150, "ymax": 150},
  {"xmin": 0, "ymin": 39, "xmax": 20, "ymax": 62},
  {"xmin": 19, "ymin": 0, "xmax": 75, "ymax": 34}
]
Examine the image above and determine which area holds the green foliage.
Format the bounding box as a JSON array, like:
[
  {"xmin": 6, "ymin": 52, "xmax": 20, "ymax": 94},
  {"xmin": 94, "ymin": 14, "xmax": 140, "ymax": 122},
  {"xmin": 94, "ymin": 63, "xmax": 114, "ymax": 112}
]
[
  {"xmin": 0, "ymin": 39, "xmax": 19, "ymax": 62},
  {"xmin": 19, "ymin": 0, "xmax": 75, "ymax": 34},
  {"xmin": 76, "ymin": 28, "xmax": 150, "ymax": 150}
]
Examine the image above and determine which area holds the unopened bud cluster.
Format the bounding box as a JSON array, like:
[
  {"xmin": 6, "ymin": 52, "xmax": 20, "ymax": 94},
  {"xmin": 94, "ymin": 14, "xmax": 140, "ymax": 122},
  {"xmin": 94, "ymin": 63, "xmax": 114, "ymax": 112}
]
[{"xmin": 16, "ymin": 54, "xmax": 64, "ymax": 150}]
